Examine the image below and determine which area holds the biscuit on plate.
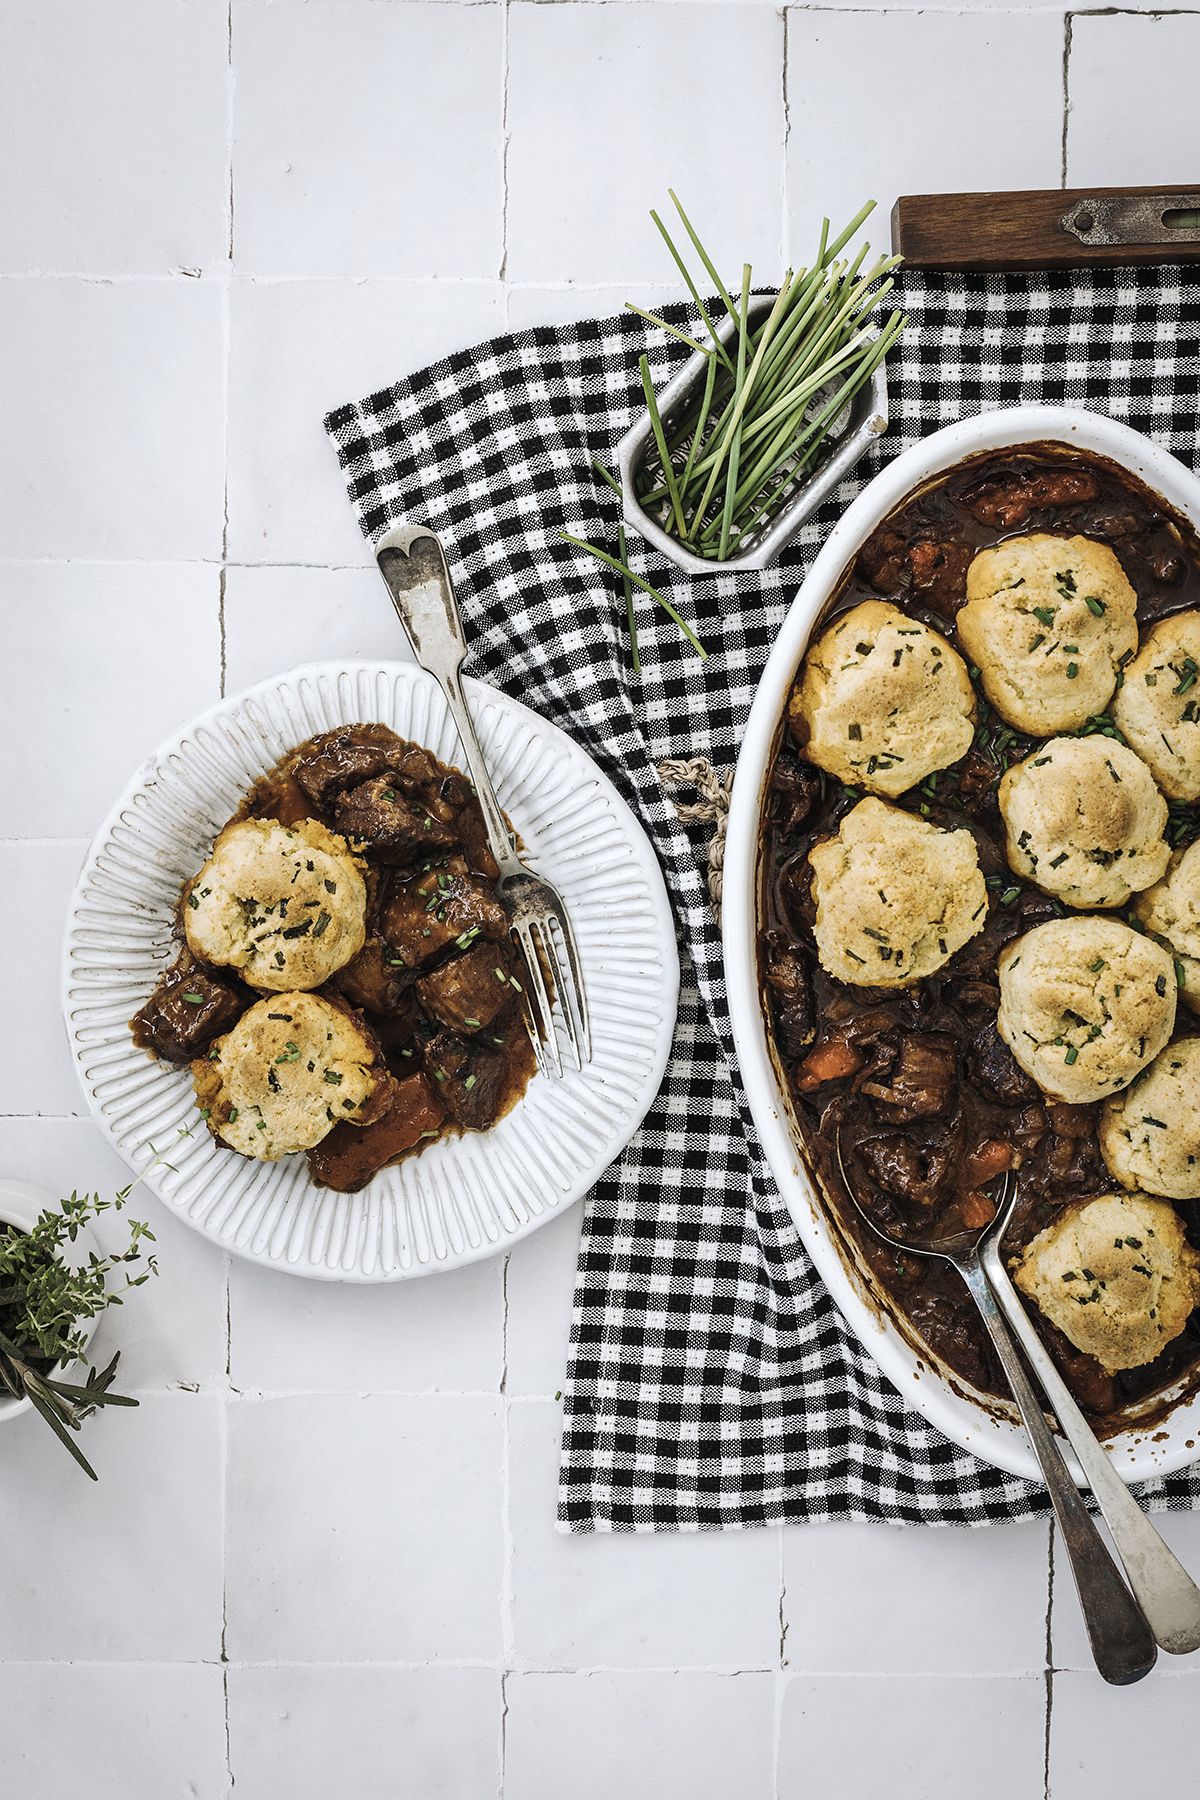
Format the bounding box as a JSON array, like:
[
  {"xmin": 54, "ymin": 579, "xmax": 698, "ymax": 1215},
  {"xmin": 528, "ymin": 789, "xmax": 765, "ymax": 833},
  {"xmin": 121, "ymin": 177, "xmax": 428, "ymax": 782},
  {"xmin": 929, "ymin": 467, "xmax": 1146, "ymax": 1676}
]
[
  {"xmin": 1100, "ymin": 1038, "xmax": 1200, "ymax": 1200},
  {"xmin": 996, "ymin": 916, "xmax": 1175, "ymax": 1104},
  {"xmin": 185, "ymin": 817, "xmax": 367, "ymax": 992},
  {"xmin": 998, "ymin": 735, "xmax": 1169, "ymax": 909},
  {"xmin": 1112, "ymin": 611, "xmax": 1200, "ymax": 800},
  {"xmin": 787, "ymin": 600, "xmax": 975, "ymax": 798},
  {"xmin": 192, "ymin": 991, "xmax": 384, "ymax": 1160},
  {"xmin": 807, "ymin": 797, "xmax": 987, "ymax": 988},
  {"xmin": 956, "ymin": 534, "xmax": 1137, "ymax": 734},
  {"xmin": 1011, "ymin": 1192, "xmax": 1200, "ymax": 1374},
  {"xmin": 1134, "ymin": 841, "xmax": 1200, "ymax": 1013}
]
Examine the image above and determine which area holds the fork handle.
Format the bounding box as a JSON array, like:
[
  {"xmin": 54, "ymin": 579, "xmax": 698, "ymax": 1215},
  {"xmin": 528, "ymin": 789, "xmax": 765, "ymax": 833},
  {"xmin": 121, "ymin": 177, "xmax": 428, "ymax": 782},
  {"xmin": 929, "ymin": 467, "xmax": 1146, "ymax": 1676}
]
[
  {"xmin": 375, "ymin": 526, "xmax": 522, "ymax": 879},
  {"xmin": 981, "ymin": 1240, "xmax": 1200, "ymax": 1655},
  {"xmin": 958, "ymin": 1253, "xmax": 1156, "ymax": 1685}
]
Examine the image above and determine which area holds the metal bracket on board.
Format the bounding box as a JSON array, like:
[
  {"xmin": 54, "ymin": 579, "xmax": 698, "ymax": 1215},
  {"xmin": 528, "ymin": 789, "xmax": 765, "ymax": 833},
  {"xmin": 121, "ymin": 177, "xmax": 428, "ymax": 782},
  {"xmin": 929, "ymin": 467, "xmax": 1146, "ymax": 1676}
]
[{"xmin": 1062, "ymin": 192, "xmax": 1200, "ymax": 249}]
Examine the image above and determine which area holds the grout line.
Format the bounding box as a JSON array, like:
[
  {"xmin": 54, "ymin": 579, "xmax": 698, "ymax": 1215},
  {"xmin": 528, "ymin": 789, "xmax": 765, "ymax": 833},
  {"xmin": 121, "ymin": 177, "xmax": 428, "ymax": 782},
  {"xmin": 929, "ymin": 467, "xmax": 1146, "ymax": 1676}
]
[
  {"xmin": 780, "ymin": 9, "xmax": 791, "ymax": 273},
  {"xmin": 774, "ymin": 1529, "xmax": 788, "ymax": 1800},
  {"xmin": 1060, "ymin": 13, "xmax": 1074, "ymax": 189},
  {"xmin": 1043, "ymin": 1520, "xmax": 1055, "ymax": 1800},
  {"xmin": 499, "ymin": 0, "xmax": 512, "ymax": 309}
]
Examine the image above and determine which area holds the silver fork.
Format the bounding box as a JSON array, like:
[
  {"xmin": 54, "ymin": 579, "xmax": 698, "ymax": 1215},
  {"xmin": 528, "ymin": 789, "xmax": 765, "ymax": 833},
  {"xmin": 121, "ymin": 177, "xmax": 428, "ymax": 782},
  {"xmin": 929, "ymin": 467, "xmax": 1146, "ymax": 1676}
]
[{"xmin": 374, "ymin": 524, "xmax": 590, "ymax": 1077}]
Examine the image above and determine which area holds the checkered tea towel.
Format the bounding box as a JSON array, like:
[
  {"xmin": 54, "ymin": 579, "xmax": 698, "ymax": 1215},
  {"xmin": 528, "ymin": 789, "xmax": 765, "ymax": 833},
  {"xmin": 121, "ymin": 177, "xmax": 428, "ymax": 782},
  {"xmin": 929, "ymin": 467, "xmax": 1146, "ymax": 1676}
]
[{"xmin": 326, "ymin": 267, "xmax": 1200, "ymax": 1529}]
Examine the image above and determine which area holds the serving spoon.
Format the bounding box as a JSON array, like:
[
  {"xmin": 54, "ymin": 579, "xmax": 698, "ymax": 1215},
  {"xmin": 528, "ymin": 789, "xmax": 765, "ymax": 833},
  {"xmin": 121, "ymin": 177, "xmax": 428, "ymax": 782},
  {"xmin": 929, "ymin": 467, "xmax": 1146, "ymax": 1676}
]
[{"xmin": 834, "ymin": 1131, "xmax": 1157, "ymax": 1685}]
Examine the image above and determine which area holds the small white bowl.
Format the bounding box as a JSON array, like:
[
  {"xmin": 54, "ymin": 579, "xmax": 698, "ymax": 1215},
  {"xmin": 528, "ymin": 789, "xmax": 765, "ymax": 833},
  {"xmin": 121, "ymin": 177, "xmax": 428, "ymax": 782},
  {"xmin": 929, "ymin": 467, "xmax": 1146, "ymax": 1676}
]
[
  {"xmin": 723, "ymin": 403, "xmax": 1200, "ymax": 1487},
  {"xmin": 0, "ymin": 1179, "xmax": 99, "ymax": 1427}
]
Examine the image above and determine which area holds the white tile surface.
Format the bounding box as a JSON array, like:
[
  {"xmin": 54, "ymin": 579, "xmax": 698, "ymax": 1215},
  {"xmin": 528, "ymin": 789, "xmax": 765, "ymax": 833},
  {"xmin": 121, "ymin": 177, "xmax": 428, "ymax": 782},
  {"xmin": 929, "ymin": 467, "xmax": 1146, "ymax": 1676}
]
[
  {"xmin": 0, "ymin": 562, "xmax": 221, "ymax": 838},
  {"xmin": 0, "ymin": 1118, "xmax": 227, "ymax": 1392},
  {"xmin": 506, "ymin": 3, "xmax": 786, "ymax": 283},
  {"xmin": 0, "ymin": 0, "xmax": 228, "ymax": 276},
  {"xmin": 224, "ymin": 1394, "xmax": 504, "ymax": 1661},
  {"xmin": 226, "ymin": 278, "xmax": 505, "ymax": 564},
  {"xmin": 0, "ymin": 842, "xmax": 88, "ymax": 1117},
  {"xmin": 777, "ymin": 1674, "xmax": 1046, "ymax": 1800},
  {"xmin": 782, "ymin": 1519, "xmax": 1050, "ymax": 1674},
  {"xmin": 1048, "ymin": 1667, "xmax": 1200, "ymax": 1796},
  {"xmin": 504, "ymin": 1205, "xmax": 582, "ymax": 1398},
  {"xmin": 0, "ymin": 1395, "xmax": 223, "ymax": 1659},
  {"xmin": 786, "ymin": 8, "xmax": 1065, "ymax": 261},
  {"xmin": 509, "ymin": 1400, "xmax": 782, "ymax": 1668},
  {"xmin": 232, "ymin": 0, "xmax": 505, "ymax": 277},
  {"xmin": 505, "ymin": 282, "xmax": 688, "ymax": 334},
  {"xmin": 0, "ymin": 1662, "xmax": 227, "ymax": 1800},
  {"xmin": 228, "ymin": 1253, "xmax": 504, "ymax": 1393},
  {"xmin": 1050, "ymin": 1507, "xmax": 1200, "ymax": 1671},
  {"xmin": 1067, "ymin": 12, "xmax": 1200, "ymax": 187},
  {"xmin": 228, "ymin": 1665, "xmax": 502, "ymax": 1800},
  {"xmin": 504, "ymin": 1671, "xmax": 776, "ymax": 1800},
  {"xmin": 222, "ymin": 564, "xmax": 413, "ymax": 692},
  {"xmin": 0, "ymin": 279, "xmax": 225, "ymax": 561}
]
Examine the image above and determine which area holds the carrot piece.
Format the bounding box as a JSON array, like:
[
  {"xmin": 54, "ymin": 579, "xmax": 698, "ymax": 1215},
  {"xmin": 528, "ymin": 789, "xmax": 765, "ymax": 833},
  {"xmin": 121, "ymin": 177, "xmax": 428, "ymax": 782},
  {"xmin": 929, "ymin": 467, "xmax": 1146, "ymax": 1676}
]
[
  {"xmin": 958, "ymin": 1189, "xmax": 997, "ymax": 1231},
  {"xmin": 961, "ymin": 1138, "xmax": 1014, "ymax": 1188},
  {"xmin": 794, "ymin": 1038, "xmax": 862, "ymax": 1092}
]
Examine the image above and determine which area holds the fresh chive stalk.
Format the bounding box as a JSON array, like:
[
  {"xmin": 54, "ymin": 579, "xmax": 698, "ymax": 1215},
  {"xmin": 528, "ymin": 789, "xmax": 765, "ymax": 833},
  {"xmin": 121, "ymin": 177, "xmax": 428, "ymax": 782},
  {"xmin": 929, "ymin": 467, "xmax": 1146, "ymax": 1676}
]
[{"xmin": 626, "ymin": 193, "xmax": 906, "ymax": 562}]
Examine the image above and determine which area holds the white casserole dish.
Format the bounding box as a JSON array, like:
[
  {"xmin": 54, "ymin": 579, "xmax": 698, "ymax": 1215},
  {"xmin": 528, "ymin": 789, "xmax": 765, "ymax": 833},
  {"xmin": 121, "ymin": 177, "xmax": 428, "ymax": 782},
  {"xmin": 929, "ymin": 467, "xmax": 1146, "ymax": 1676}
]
[{"xmin": 723, "ymin": 403, "xmax": 1200, "ymax": 1486}]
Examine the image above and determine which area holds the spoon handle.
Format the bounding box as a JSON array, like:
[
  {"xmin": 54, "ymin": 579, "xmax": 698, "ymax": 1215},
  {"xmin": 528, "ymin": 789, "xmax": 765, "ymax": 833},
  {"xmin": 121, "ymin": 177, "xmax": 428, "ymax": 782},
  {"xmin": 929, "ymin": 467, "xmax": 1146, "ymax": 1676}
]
[
  {"xmin": 980, "ymin": 1240, "xmax": 1200, "ymax": 1655},
  {"xmin": 958, "ymin": 1254, "xmax": 1156, "ymax": 1685}
]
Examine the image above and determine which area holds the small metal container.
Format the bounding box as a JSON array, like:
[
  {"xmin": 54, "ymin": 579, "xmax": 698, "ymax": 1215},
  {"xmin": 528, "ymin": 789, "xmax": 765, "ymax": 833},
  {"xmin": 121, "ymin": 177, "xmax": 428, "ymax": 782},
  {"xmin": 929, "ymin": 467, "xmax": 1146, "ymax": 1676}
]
[{"xmin": 616, "ymin": 294, "xmax": 889, "ymax": 576}]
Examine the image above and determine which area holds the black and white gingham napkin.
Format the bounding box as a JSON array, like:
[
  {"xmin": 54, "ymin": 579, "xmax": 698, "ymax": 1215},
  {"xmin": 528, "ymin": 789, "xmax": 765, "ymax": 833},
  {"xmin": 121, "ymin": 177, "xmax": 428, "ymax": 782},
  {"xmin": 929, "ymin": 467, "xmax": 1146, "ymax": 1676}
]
[{"xmin": 326, "ymin": 268, "xmax": 1200, "ymax": 1529}]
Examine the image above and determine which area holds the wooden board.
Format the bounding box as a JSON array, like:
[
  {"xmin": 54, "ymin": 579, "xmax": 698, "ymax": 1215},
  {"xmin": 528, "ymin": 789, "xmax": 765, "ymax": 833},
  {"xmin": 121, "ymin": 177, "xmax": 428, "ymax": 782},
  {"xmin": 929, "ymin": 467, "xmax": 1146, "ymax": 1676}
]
[{"xmin": 892, "ymin": 186, "xmax": 1200, "ymax": 270}]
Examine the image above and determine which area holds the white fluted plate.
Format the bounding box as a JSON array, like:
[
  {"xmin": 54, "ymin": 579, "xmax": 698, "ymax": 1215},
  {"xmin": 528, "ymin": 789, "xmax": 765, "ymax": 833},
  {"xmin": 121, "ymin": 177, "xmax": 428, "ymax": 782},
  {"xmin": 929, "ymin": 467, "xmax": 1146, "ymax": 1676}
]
[{"xmin": 62, "ymin": 662, "xmax": 680, "ymax": 1280}]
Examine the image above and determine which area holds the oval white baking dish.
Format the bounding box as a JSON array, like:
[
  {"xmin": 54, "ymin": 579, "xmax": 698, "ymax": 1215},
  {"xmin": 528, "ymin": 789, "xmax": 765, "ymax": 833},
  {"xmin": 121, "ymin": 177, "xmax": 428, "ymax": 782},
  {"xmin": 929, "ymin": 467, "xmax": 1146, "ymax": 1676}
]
[{"xmin": 723, "ymin": 403, "xmax": 1200, "ymax": 1486}]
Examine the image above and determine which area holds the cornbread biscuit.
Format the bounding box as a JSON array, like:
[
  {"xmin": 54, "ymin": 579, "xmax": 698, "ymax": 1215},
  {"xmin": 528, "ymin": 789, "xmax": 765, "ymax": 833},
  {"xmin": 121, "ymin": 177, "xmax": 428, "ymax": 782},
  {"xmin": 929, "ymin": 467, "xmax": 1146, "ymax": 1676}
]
[
  {"xmin": 1134, "ymin": 842, "xmax": 1200, "ymax": 1013},
  {"xmin": 185, "ymin": 817, "xmax": 367, "ymax": 993},
  {"xmin": 997, "ymin": 916, "xmax": 1175, "ymax": 1104},
  {"xmin": 956, "ymin": 534, "xmax": 1138, "ymax": 734},
  {"xmin": 1011, "ymin": 1192, "xmax": 1200, "ymax": 1374},
  {"xmin": 998, "ymin": 735, "xmax": 1169, "ymax": 909},
  {"xmin": 808, "ymin": 797, "xmax": 988, "ymax": 988},
  {"xmin": 1100, "ymin": 1038, "xmax": 1200, "ymax": 1200},
  {"xmin": 192, "ymin": 992, "xmax": 384, "ymax": 1160},
  {"xmin": 1112, "ymin": 611, "xmax": 1200, "ymax": 800},
  {"xmin": 787, "ymin": 600, "xmax": 975, "ymax": 798}
]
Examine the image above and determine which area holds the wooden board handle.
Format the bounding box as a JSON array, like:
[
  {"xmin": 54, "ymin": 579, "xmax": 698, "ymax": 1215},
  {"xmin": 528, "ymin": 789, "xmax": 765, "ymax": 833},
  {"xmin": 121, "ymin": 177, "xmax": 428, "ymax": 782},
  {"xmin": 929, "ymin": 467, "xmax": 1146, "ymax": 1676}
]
[{"xmin": 892, "ymin": 186, "xmax": 1200, "ymax": 270}]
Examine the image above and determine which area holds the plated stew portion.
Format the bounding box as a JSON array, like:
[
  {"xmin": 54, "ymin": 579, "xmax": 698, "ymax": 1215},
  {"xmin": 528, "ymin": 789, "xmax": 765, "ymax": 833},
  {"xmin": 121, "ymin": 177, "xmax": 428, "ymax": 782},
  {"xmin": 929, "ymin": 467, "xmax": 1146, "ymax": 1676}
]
[
  {"xmin": 761, "ymin": 445, "xmax": 1200, "ymax": 1428},
  {"xmin": 133, "ymin": 725, "xmax": 533, "ymax": 1192}
]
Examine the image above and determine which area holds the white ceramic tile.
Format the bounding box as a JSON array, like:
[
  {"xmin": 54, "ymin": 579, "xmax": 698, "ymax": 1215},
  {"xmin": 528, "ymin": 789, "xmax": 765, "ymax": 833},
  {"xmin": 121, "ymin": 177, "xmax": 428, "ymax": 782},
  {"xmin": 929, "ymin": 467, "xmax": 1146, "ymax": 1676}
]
[
  {"xmin": 1050, "ymin": 1507, "xmax": 1200, "ymax": 1671},
  {"xmin": 0, "ymin": 1662, "xmax": 227, "ymax": 1800},
  {"xmin": 785, "ymin": 9, "xmax": 1064, "ymax": 264},
  {"xmin": 228, "ymin": 1664, "xmax": 501, "ymax": 1800},
  {"xmin": 777, "ymin": 1674, "xmax": 1045, "ymax": 1800},
  {"xmin": 782, "ymin": 1519, "xmax": 1050, "ymax": 1674},
  {"xmin": 229, "ymin": 1254, "xmax": 503, "ymax": 1393},
  {"xmin": 0, "ymin": 0, "xmax": 228, "ymax": 276},
  {"xmin": 0, "ymin": 279, "xmax": 225, "ymax": 560},
  {"xmin": 0, "ymin": 1395, "xmax": 222, "ymax": 1659},
  {"xmin": 232, "ymin": 1, "xmax": 504, "ymax": 277},
  {"xmin": 1048, "ymin": 1667, "xmax": 1200, "ymax": 1795},
  {"xmin": 0, "ymin": 1118, "xmax": 227, "ymax": 1391},
  {"xmin": 506, "ymin": 4, "xmax": 786, "ymax": 283},
  {"xmin": 504, "ymin": 1671, "xmax": 775, "ymax": 1800},
  {"xmin": 0, "ymin": 842, "xmax": 87, "ymax": 1117},
  {"xmin": 221, "ymin": 565, "xmax": 413, "ymax": 693},
  {"xmin": 226, "ymin": 278, "xmax": 505, "ymax": 564},
  {"xmin": 1067, "ymin": 13, "xmax": 1200, "ymax": 187},
  {"xmin": 0, "ymin": 562, "xmax": 220, "ymax": 838},
  {"xmin": 503, "ymin": 1204, "xmax": 581, "ymax": 1398},
  {"xmin": 509, "ymin": 1400, "xmax": 782, "ymax": 1668},
  {"xmin": 225, "ymin": 1393, "xmax": 503, "ymax": 1660},
  {"xmin": 505, "ymin": 283, "xmax": 688, "ymax": 334}
]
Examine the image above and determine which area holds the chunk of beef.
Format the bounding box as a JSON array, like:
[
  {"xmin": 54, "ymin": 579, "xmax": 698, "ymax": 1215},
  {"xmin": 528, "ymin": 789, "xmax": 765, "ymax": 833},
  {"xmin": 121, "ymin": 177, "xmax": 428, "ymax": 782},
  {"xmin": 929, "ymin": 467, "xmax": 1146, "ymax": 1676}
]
[
  {"xmin": 423, "ymin": 1028, "xmax": 515, "ymax": 1131},
  {"xmin": 1043, "ymin": 1101, "xmax": 1108, "ymax": 1191},
  {"xmin": 860, "ymin": 1032, "xmax": 957, "ymax": 1122},
  {"xmin": 334, "ymin": 775, "xmax": 459, "ymax": 865},
  {"xmin": 388, "ymin": 746, "xmax": 499, "ymax": 880},
  {"xmin": 1147, "ymin": 546, "xmax": 1187, "ymax": 586},
  {"xmin": 965, "ymin": 1021, "xmax": 1037, "ymax": 1106},
  {"xmin": 380, "ymin": 860, "xmax": 508, "ymax": 972},
  {"xmin": 857, "ymin": 1134, "xmax": 955, "ymax": 1210},
  {"xmin": 330, "ymin": 935, "xmax": 411, "ymax": 1016},
  {"xmin": 858, "ymin": 526, "xmax": 908, "ymax": 593},
  {"xmin": 416, "ymin": 941, "xmax": 518, "ymax": 1035},
  {"xmin": 770, "ymin": 751, "xmax": 821, "ymax": 836},
  {"xmin": 131, "ymin": 951, "xmax": 247, "ymax": 1062},
  {"xmin": 962, "ymin": 467, "xmax": 1099, "ymax": 529},
  {"xmin": 306, "ymin": 1070, "xmax": 446, "ymax": 1193},
  {"xmin": 292, "ymin": 723, "xmax": 408, "ymax": 807},
  {"xmin": 764, "ymin": 941, "xmax": 815, "ymax": 1057},
  {"xmin": 905, "ymin": 537, "xmax": 973, "ymax": 613}
]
